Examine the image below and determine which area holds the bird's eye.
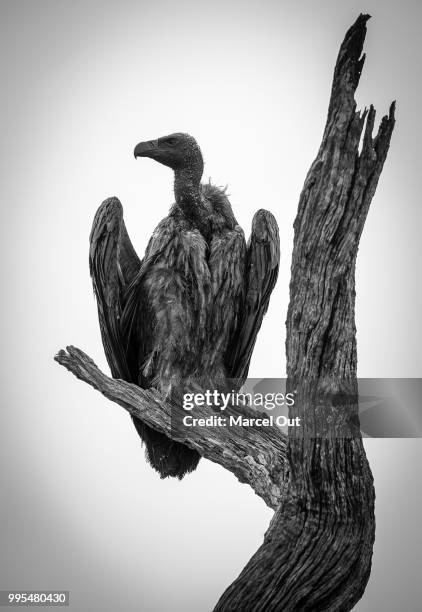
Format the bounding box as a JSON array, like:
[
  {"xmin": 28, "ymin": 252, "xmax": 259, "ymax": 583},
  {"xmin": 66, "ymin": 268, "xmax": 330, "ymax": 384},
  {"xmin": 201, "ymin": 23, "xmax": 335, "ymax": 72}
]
[{"xmin": 166, "ymin": 137, "xmax": 177, "ymax": 146}]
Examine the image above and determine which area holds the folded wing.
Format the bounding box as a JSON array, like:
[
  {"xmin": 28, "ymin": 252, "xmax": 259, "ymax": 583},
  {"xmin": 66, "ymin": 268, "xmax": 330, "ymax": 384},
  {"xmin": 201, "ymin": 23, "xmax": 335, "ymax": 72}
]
[
  {"xmin": 89, "ymin": 197, "xmax": 141, "ymax": 381},
  {"xmin": 225, "ymin": 209, "xmax": 280, "ymax": 381}
]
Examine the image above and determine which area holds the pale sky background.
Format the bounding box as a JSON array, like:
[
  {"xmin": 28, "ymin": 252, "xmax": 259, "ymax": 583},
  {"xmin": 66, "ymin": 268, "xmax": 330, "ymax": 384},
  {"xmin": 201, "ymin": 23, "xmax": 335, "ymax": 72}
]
[{"xmin": 1, "ymin": 0, "xmax": 421, "ymax": 610}]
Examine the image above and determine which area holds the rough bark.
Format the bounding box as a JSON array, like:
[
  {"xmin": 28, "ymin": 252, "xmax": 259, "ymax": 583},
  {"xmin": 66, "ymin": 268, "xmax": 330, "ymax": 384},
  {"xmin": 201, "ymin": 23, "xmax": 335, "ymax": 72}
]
[
  {"xmin": 55, "ymin": 14, "xmax": 395, "ymax": 611},
  {"xmin": 213, "ymin": 14, "xmax": 395, "ymax": 612}
]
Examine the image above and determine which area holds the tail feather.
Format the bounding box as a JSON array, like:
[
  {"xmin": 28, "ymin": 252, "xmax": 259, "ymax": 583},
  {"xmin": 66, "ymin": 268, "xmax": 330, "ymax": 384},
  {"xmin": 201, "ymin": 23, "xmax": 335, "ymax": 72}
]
[{"xmin": 131, "ymin": 416, "xmax": 200, "ymax": 479}]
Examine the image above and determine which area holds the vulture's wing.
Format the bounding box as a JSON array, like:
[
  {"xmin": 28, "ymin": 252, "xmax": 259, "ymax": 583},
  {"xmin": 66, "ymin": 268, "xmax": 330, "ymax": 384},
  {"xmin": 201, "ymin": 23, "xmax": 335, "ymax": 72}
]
[
  {"xmin": 120, "ymin": 215, "xmax": 178, "ymax": 383},
  {"xmin": 89, "ymin": 197, "xmax": 141, "ymax": 381},
  {"xmin": 225, "ymin": 209, "xmax": 280, "ymax": 381}
]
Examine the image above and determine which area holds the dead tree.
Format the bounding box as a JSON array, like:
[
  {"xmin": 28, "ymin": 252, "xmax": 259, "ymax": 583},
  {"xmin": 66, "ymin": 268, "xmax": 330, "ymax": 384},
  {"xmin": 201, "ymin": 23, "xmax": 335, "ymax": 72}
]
[{"xmin": 55, "ymin": 14, "xmax": 395, "ymax": 611}]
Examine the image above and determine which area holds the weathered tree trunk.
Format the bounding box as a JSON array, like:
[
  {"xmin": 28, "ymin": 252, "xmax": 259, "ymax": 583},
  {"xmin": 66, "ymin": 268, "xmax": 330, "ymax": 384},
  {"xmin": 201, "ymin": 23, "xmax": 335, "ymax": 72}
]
[
  {"xmin": 55, "ymin": 14, "xmax": 395, "ymax": 611},
  {"xmin": 213, "ymin": 14, "xmax": 395, "ymax": 612}
]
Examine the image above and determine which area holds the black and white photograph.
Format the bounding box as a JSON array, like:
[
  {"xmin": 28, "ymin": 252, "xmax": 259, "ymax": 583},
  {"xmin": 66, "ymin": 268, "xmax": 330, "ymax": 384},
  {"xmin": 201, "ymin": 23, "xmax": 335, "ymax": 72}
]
[{"xmin": 1, "ymin": 1, "xmax": 421, "ymax": 610}]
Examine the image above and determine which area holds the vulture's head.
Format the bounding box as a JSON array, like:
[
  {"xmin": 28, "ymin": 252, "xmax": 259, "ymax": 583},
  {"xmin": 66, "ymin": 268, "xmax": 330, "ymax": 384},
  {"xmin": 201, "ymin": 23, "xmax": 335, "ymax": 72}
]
[{"xmin": 134, "ymin": 133, "xmax": 203, "ymax": 177}]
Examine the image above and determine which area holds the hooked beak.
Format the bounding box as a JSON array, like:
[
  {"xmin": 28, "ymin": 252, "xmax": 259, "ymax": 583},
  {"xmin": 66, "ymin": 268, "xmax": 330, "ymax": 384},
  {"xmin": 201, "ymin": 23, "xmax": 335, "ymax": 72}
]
[{"xmin": 134, "ymin": 139, "xmax": 159, "ymax": 159}]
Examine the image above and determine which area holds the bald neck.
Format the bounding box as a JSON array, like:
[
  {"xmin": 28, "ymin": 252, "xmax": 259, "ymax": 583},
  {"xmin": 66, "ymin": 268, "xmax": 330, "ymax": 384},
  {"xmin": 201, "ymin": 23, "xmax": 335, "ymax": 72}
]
[
  {"xmin": 174, "ymin": 167, "xmax": 200, "ymax": 202},
  {"xmin": 173, "ymin": 158, "xmax": 207, "ymax": 221}
]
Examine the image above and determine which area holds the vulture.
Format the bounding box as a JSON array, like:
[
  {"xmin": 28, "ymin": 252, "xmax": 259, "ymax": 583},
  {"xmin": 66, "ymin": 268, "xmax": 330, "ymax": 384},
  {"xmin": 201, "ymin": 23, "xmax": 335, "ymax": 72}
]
[{"xmin": 89, "ymin": 133, "xmax": 280, "ymax": 479}]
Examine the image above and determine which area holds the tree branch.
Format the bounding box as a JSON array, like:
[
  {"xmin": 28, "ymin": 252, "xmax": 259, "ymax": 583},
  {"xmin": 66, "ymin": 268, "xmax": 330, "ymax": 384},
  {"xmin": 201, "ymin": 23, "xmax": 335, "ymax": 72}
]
[{"xmin": 55, "ymin": 346, "xmax": 287, "ymax": 509}]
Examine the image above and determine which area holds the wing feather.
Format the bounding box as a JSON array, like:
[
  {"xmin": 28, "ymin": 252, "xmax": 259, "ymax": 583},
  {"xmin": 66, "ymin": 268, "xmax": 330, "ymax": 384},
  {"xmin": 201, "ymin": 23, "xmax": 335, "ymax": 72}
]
[
  {"xmin": 89, "ymin": 197, "xmax": 141, "ymax": 381},
  {"xmin": 208, "ymin": 227, "xmax": 246, "ymax": 365},
  {"xmin": 225, "ymin": 209, "xmax": 280, "ymax": 381},
  {"xmin": 120, "ymin": 215, "xmax": 185, "ymax": 385}
]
